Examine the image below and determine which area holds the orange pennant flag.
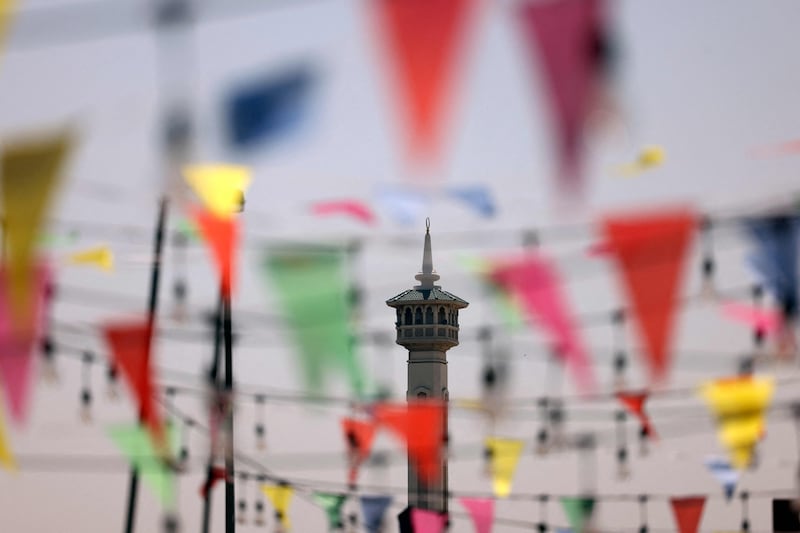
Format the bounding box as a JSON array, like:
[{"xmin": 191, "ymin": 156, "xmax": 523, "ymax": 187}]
[
  {"xmin": 192, "ymin": 207, "xmax": 239, "ymax": 298},
  {"xmin": 371, "ymin": 0, "xmax": 477, "ymax": 166},
  {"xmin": 102, "ymin": 321, "xmax": 164, "ymax": 445},
  {"xmin": 602, "ymin": 208, "xmax": 696, "ymax": 383},
  {"xmin": 342, "ymin": 417, "xmax": 377, "ymax": 485},
  {"xmin": 617, "ymin": 391, "xmax": 656, "ymax": 439},
  {"xmin": 373, "ymin": 401, "xmax": 444, "ymax": 484}
]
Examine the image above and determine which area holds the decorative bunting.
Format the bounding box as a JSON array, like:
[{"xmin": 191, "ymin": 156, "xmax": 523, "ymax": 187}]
[
  {"xmin": 108, "ymin": 423, "xmax": 177, "ymax": 508},
  {"xmin": 341, "ymin": 417, "xmax": 377, "ymax": 485},
  {"xmin": 616, "ymin": 391, "xmax": 656, "ymax": 439},
  {"xmin": 0, "ymin": 399, "xmax": 15, "ymax": 471},
  {"xmin": 447, "ymin": 185, "xmax": 496, "ymax": 218},
  {"xmin": 226, "ymin": 65, "xmax": 316, "ymax": 151},
  {"xmin": 373, "ymin": 401, "xmax": 444, "ymax": 484},
  {"xmin": 1, "ymin": 131, "xmax": 71, "ymax": 325},
  {"xmin": 411, "ymin": 507, "xmax": 447, "ymax": 533},
  {"xmin": 66, "ymin": 245, "xmax": 114, "ymax": 272},
  {"xmin": 561, "ymin": 496, "xmax": 595, "ymax": 533},
  {"xmin": 311, "ymin": 200, "xmax": 377, "ymax": 225},
  {"xmin": 701, "ymin": 375, "xmax": 774, "ymax": 469},
  {"xmin": 670, "ymin": 496, "xmax": 706, "ymax": 533},
  {"xmin": 460, "ymin": 497, "xmax": 494, "ymax": 533},
  {"xmin": 489, "ymin": 252, "xmax": 595, "ymax": 393},
  {"xmin": 721, "ymin": 301, "xmax": 783, "ymax": 335},
  {"xmin": 183, "ymin": 164, "xmax": 250, "ymax": 218},
  {"xmin": 0, "ymin": 263, "xmax": 49, "ymax": 425},
  {"xmin": 312, "ymin": 492, "xmax": 347, "ymax": 530},
  {"xmin": 376, "ymin": 186, "xmax": 430, "ymax": 226},
  {"xmin": 102, "ymin": 320, "xmax": 163, "ymax": 445},
  {"xmin": 192, "ymin": 207, "xmax": 239, "ymax": 298},
  {"xmin": 262, "ymin": 245, "xmax": 365, "ymax": 396},
  {"xmin": 371, "ymin": 0, "xmax": 477, "ymax": 165},
  {"xmin": 601, "ymin": 208, "xmax": 696, "ymax": 383},
  {"xmin": 360, "ymin": 495, "xmax": 393, "ymax": 533},
  {"xmin": 704, "ymin": 456, "xmax": 739, "ymax": 501},
  {"xmin": 516, "ymin": 0, "xmax": 608, "ymax": 194},
  {"xmin": 614, "ymin": 145, "xmax": 666, "ymax": 177},
  {"xmin": 262, "ymin": 484, "xmax": 294, "ymax": 530},
  {"xmin": 484, "ymin": 437, "xmax": 524, "ymax": 498}
]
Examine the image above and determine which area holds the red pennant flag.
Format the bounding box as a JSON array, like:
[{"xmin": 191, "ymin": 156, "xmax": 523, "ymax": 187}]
[
  {"xmin": 192, "ymin": 207, "xmax": 239, "ymax": 298},
  {"xmin": 617, "ymin": 391, "xmax": 656, "ymax": 439},
  {"xmin": 341, "ymin": 417, "xmax": 377, "ymax": 484},
  {"xmin": 372, "ymin": 0, "xmax": 477, "ymax": 166},
  {"xmin": 102, "ymin": 321, "xmax": 163, "ymax": 443},
  {"xmin": 516, "ymin": 0, "xmax": 608, "ymax": 194},
  {"xmin": 670, "ymin": 496, "xmax": 706, "ymax": 533},
  {"xmin": 373, "ymin": 401, "xmax": 444, "ymax": 484},
  {"xmin": 200, "ymin": 466, "xmax": 229, "ymax": 498},
  {"xmin": 311, "ymin": 200, "xmax": 377, "ymax": 226},
  {"xmin": 602, "ymin": 208, "xmax": 696, "ymax": 383}
]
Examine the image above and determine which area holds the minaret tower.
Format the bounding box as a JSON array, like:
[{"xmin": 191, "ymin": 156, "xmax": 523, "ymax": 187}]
[{"xmin": 386, "ymin": 219, "xmax": 468, "ymax": 514}]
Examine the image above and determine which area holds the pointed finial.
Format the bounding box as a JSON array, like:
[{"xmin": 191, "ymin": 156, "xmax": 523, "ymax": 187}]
[
  {"xmin": 426, "ymin": 217, "xmax": 430, "ymax": 232},
  {"xmin": 415, "ymin": 218, "xmax": 440, "ymax": 289}
]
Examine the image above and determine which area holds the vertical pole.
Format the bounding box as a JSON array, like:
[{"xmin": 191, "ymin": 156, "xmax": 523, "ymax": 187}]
[
  {"xmin": 123, "ymin": 196, "xmax": 168, "ymax": 533},
  {"xmin": 223, "ymin": 294, "xmax": 235, "ymax": 533},
  {"xmin": 201, "ymin": 289, "xmax": 225, "ymax": 533}
]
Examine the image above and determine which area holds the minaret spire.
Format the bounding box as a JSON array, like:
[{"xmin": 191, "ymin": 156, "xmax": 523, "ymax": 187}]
[{"xmin": 415, "ymin": 218, "xmax": 441, "ymax": 289}]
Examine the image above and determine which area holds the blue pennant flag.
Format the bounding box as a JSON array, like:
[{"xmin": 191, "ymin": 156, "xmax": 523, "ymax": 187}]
[
  {"xmin": 376, "ymin": 186, "xmax": 430, "ymax": 226},
  {"xmin": 743, "ymin": 214, "xmax": 800, "ymax": 317},
  {"xmin": 447, "ymin": 185, "xmax": 496, "ymax": 218},
  {"xmin": 705, "ymin": 456, "xmax": 739, "ymax": 501},
  {"xmin": 361, "ymin": 495, "xmax": 393, "ymax": 533},
  {"xmin": 225, "ymin": 64, "xmax": 316, "ymax": 151}
]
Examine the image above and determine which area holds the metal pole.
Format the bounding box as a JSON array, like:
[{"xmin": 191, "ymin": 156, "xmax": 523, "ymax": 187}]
[
  {"xmin": 201, "ymin": 290, "xmax": 225, "ymax": 533},
  {"xmin": 223, "ymin": 293, "xmax": 235, "ymax": 533},
  {"xmin": 123, "ymin": 196, "xmax": 168, "ymax": 533}
]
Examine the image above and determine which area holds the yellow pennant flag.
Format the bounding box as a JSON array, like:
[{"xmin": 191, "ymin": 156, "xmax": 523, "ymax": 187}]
[
  {"xmin": 701, "ymin": 376, "xmax": 774, "ymax": 469},
  {"xmin": 0, "ymin": 0, "xmax": 16, "ymax": 64},
  {"xmin": 262, "ymin": 484, "xmax": 294, "ymax": 529},
  {"xmin": 1, "ymin": 131, "xmax": 72, "ymax": 324},
  {"xmin": 615, "ymin": 145, "xmax": 666, "ymax": 177},
  {"xmin": 183, "ymin": 164, "xmax": 250, "ymax": 218},
  {"xmin": 0, "ymin": 398, "xmax": 15, "ymax": 471},
  {"xmin": 485, "ymin": 437, "xmax": 524, "ymax": 497},
  {"xmin": 67, "ymin": 245, "xmax": 114, "ymax": 272}
]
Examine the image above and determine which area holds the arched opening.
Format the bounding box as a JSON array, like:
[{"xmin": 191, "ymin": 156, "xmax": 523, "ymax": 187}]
[
  {"xmin": 425, "ymin": 306, "xmax": 434, "ymax": 324},
  {"xmin": 404, "ymin": 308, "xmax": 412, "ymax": 325},
  {"xmin": 414, "ymin": 307, "xmax": 423, "ymax": 325},
  {"xmin": 438, "ymin": 307, "xmax": 447, "ymax": 324}
]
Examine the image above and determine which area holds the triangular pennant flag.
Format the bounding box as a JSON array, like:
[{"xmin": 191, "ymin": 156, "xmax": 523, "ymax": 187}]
[
  {"xmin": 102, "ymin": 320, "xmax": 163, "ymax": 444},
  {"xmin": 376, "ymin": 186, "xmax": 430, "ymax": 226},
  {"xmin": 411, "ymin": 507, "xmax": 447, "ymax": 533},
  {"xmin": 704, "ymin": 456, "xmax": 739, "ymax": 501},
  {"xmin": 670, "ymin": 496, "xmax": 706, "ymax": 533},
  {"xmin": 721, "ymin": 301, "xmax": 783, "ymax": 335},
  {"xmin": 447, "ymin": 185, "xmax": 496, "ymax": 218},
  {"xmin": 561, "ymin": 496, "xmax": 595, "ymax": 533},
  {"xmin": 0, "ymin": 263, "xmax": 49, "ymax": 425},
  {"xmin": 373, "ymin": 401, "xmax": 444, "ymax": 484},
  {"xmin": 602, "ymin": 208, "xmax": 696, "ymax": 383},
  {"xmin": 371, "ymin": 0, "xmax": 477, "ymax": 164},
  {"xmin": 516, "ymin": 0, "xmax": 608, "ymax": 194},
  {"xmin": 1, "ymin": 131, "xmax": 71, "ymax": 325},
  {"xmin": 616, "ymin": 391, "xmax": 656, "ymax": 439},
  {"xmin": 0, "ymin": 399, "xmax": 15, "ymax": 471},
  {"xmin": 342, "ymin": 417, "xmax": 377, "ymax": 484},
  {"xmin": 193, "ymin": 207, "xmax": 239, "ymax": 298},
  {"xmin": 460, "ymin": 497, "xmax": 494, "ymax": 533},
  {"xmin": 262, "ymin": 246, "xmax": 365, "ymax": 396},
  {"xmin": 313, "ymin": 492, "xmax": 347, "ymax": 530},
  {"xmin": 262, "ymin": 484, "xmax": 294, "ymax": 529},
  {"xmin": 489, "ymin": 252, "xmax": 595, "ymax": 393},
  {"xmin": 226, "ymin": 65, "xmax": 316, "ymax": 151},
  {"xmin": 311, "ymin": 200, "xmax": 377, "ymax": 226},
  {"xmin": 199, "ymin": 466, "xmax": 228, "ymax": 498},
  {"xmin": 484, "ymin": 437, "xmax": 524, "ymax": 498},
  {"xmin": 183, "ymin": 164, "xmax": 250, "ymax": 218},
  {"xmin": 614, "ymin": 145, "xmax": 666, "ymax": 178},
  {"xmin": 701, "ymin": 375, "xmax": 774, "ymax": 469},
  {"xmin": 67, "ymin": 245, "xmax": 114, "ymax": 272},
  {"xmin": 108, "ymin": 423, "xmax": 177, "ymax": 508},
  {"xmin": 361, "ymin": 495, "xmax": 393, "ymax": 533},
  {"xmin": 743, "ymin": 215, "xmax": 799, "ymax": 319}
]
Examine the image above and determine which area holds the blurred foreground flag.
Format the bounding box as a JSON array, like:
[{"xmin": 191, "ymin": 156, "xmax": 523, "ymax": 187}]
[
  {"xmin": 108, "ymin": 423, "xmax": 178, "ymax": 508},
  {"xmin": 0, "ymin": 263, "xmax": 49, "ymax": 425},
  {"xmin": 484, "ymin": 437, "xmax": 524, "ymax": 497},
  {"xmin": 516, "ymin": 0, "xmax": 610, "ymax": 197},
  {"xmin": 225, "ymin": 64, "xmax": 316, "ymax": 151},
  {"xmin": 192, "ymin": 207, "xmax": 240, "ymax": 298},
  {"xmin": 373, "ymin": 401, "xmax": 444, "ymax": 484},
  {"xmin": 66, "ymin": 245, "xmax": 114, "ymax": 272},
  {"xmin": 371, "ymin": 0, "xmax": 477, "ymax": 167},
  {"xmin": 262, "ymin": 484, "xmax": 294, "ymax": 530},
  {"xmin": 412, "ymin": 508, "xmax": 447, "ymax": 533},
  {"xmin": 261, "ymin": 245, "xmax": 365, "ymax": 397},
  {"xmin": 0, "ymin": 0, "xmax": 16, "ymax": 65},
  {"xmin": 311, "ymin": 199, "xmax": 377, "ymax": 225},
  {"xmin": 561, "ymin": 496, "xmax": 595, "ymax": 533},
  {"xmin": 361, "ymin": 495, "xmax": 393, "ymax": 533},
  {"xmin": 312, "ymin": 492, "xmax": 346, "ymax": 530},
  {"xmin": 1, "ymin": 131, "xmax": 71, "ymax": 325},
  {"xmin": 183, "ymin": 164, "xmax": 250, "ymax": 218},
  {"xmin": 459, "ymin": 497, "xmax": 494, "ymax": 533},
  {"xmin": 376, "ymin": 185, "xmax": 430, "ymax": 225},
  {"xmin": 670, "ymin": 496, "xmax": 705, "ymax": 533},
  {"xmin": 701, "ymin": 375, "xmax": 774, "ymax": 469},
  {"xmin": 616, "ymin": 391, "xmax": 656, "ymax": 439},
  {"xmin": 342, "ymin": 417, "xmax": 376, "ymax": 485},
  {"xmin": 614, "ymin": 145, "xmax": 666, "ymax": 178},
  {"xmin": 601, "ymin": 207, "xmax": 696, "ymax": 383},
  {"xmin": 0, "ymin": 399, "xmax": 15, "ymax": 470},
  {"xmin": 447, "ymin": 185, "xmax": 496, "ymax": 218}
]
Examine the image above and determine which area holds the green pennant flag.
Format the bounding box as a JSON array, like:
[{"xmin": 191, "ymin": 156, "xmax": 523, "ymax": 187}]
[
  {"xmin": 561, "ymin": 496, "xmax": 595, "ymax": 533},
  {"xmin": 313, "ymin": 492, "xmax": 347, "ymax": 530},
  {"xmin": 262, "ymin": 245, "xmax": 366, "ymax": 397},
  {"xmin": 108, "ymin": 423, "xmax": 178, "ymax": 508}
]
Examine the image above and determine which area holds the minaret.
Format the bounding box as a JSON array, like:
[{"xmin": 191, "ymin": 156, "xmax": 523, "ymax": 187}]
[{"xmin": 386, "ymin": 219, "xmax": 468, "ymax": 514}]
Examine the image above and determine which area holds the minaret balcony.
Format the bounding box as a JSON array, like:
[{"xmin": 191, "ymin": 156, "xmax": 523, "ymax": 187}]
[{"xmin": 395, "ymin": 324, "xmax": 459, "ymax": 347}]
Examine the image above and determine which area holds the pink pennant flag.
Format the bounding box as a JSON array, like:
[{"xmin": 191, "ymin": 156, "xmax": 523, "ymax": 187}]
[
  {"xmin": 0, "ymin": 263, "xmax": 50, "ymax": 425},
  {"xmin": 311, "ymin": 200, "xmax": 377, "ymax": 226},
  {"xmin": 412, "ymin": 507, "xmax": 447, "ymax": 533},
  {"xmin": 489, "ymin": 252, "xmax": 595, "ymax": 393},
  {"xmin": 721, "ymin": 301, "xmax": 783, "ymax": 334},
  {"xmin": 460, "ymin": 497, "xmax": 494, "ymax": 533}
]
